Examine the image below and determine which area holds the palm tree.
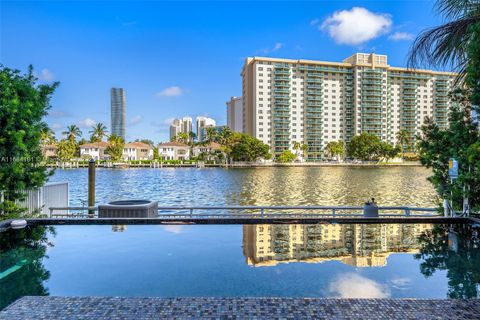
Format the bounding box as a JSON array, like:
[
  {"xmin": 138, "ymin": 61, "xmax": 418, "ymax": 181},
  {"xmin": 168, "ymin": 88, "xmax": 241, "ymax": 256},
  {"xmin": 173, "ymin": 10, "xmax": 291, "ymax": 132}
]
[
  {"xmin": 293, "ymin": 141, "xmax": 302, "ymax": 159},
  {"xmin": 62, "ymin": 125, "xmax": 81, "ymax": 143},
  {"xmin": 205, "ymin": 126, "xmax": 218, "ymax": 143},
  {"xmin": 408, "ymin": 0, "xmax": 480, "ymax": 79},
  {"xmin": 176, "ymin": 132, "xmax": 189, "ymax": 144},
  {"xmin": 396, "ymin": 130, "xmax": 411, "ymax": 157},
  {"xmin": 40, "ymin": 128, "xmax": 56, "ymax": 145},
  {"xmin": 89, "ymin": 123, "xmax": 108, "ymax": 142},
  {"xmin": 218, "ymin": 127, "xmax": 232, "ymax": 145}
]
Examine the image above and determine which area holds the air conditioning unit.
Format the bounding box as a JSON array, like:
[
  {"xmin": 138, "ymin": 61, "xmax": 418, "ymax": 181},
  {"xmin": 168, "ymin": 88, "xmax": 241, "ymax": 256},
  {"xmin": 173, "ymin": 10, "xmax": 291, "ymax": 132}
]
[{"xmin": 98, "ymin": 200, "xmax": 158, "ymax": 218}]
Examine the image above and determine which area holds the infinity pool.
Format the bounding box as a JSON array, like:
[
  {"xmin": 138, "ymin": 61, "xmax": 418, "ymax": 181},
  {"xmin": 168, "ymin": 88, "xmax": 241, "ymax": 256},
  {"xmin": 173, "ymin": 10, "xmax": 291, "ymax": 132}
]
[{"xmin": 1, "ymin": 223, "xmax": 479, "ymax": 309}]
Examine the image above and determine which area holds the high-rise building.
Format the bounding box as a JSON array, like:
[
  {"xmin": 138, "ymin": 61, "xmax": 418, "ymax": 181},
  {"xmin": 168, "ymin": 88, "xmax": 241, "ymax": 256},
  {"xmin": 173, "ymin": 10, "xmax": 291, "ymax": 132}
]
[
  {"xmin": 110, "ymin": 88, "xmax": 126, "ymax": 141},
  {"xmin": 226, "ymin": 96, "xmax": 243, "ymax": 133},
  {"xmin": 241, "ymin": 53, "xmax": 455, "ymax": 160},
  {"xmin": 169, "ymin": 118, "xmax": 183, "ymax": 141},
  {"xmin": 196, "ymin": 116, "xmax": 216, "ymax": 141},
  {"xmin": 182, "ymin": 116, "xmax": 193, "ymax": 135},
  {"xmin": 169, "ymin": 116, "xmax": 194, "ymax": 141}
]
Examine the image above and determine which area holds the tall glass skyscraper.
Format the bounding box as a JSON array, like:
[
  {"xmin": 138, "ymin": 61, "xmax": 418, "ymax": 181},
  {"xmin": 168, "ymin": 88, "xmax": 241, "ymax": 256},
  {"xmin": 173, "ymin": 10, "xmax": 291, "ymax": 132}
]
[{"xmin": 110, "ymin": 88, "xmax": 126, "ymax": 141}]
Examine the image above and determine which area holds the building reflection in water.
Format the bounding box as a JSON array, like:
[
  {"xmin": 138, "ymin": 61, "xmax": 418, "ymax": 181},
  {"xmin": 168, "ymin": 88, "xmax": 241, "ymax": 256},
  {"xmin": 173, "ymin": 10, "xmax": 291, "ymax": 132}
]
[
  {"xmin": 243, "ymin": 224, "xmax": 433, "ymax": 267},
  {"xmin": 112, "ymin": 225, "xmax": 127, "ymax": 232}
]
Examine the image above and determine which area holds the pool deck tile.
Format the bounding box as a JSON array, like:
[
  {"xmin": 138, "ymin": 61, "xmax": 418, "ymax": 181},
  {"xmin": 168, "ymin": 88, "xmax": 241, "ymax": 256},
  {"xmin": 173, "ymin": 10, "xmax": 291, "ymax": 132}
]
[{"xmin": 1, "ymin": 296, "xmax": 480, "ymax": 319}]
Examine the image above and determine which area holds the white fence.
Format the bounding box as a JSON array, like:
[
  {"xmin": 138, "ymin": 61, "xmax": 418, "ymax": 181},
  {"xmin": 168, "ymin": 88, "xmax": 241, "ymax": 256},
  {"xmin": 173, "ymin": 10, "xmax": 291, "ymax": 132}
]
[{"xmin": 2, "ymin": 182, "xmax": 69, "ymax": 215}]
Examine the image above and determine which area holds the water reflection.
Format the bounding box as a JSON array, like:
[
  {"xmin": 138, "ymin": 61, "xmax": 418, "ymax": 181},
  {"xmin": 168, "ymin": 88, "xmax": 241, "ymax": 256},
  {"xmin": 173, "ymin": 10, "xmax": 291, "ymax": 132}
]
[
  {"xmin": 0, "ymin": 226, "xmax": 55, "ymax": 309},
  {"xmin": 50, "ymin": 167, "xmax": 438, "ymax": 207},
  {"xmin": 243, "ymin": 224, "xmax": 433, "ymax": 267},
  {"xmin": 415, "ymin": 224, "xmax": 480, "ymax": 298}
]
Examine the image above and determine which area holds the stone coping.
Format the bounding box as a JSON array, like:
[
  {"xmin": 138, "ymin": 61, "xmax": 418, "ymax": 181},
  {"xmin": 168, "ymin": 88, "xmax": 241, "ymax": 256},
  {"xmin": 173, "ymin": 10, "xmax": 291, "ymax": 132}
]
[
  {"xmin": 1, "ymin": 296, "xmax": 479, "ymax": 319},
  {"xmin": 0, "ymin": 216, "xmax": 472, "ymax": 231}
]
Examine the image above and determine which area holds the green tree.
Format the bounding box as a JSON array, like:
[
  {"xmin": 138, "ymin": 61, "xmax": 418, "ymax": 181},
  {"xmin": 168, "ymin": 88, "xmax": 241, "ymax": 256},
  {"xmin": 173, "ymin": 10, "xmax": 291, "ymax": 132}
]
[
  {"xmin": 89, "ymin": 122, "xmax": 108, "ymax": 142},
  {"xmin": 229, "ymin": 133, "xmax": 271, "ymax": 162},
  {"xmin": 0, "ymin": 65, "xmax": 57, "ymax": 216},
  {"xmin": 408, "ymin": 1, "xmax": 480, "ymax": 212},
  {"xmin": 347, "ymin": 133, "xmax": 382, "ymax": 161},
  {"xmin": 62, "ymin": 124, "xmax": 81, "ymax": 143},
  {"xmin": 324, "ymin": 141, "xmax": 345, "ymax": 160},
  {"xmin": 396, "ymin": 130, "xmax": 412, "ymax": 157},
  {"xmin": 277, "ymin": 150, "xmax": 296, "ymax": 163},
  {"xmin": 56, "ymin": 139, "xmax": 76, "ymax": 161},
  {"xmin": 205, "ymin": 126, "xmax": 218, "ymax": 143},
  {"xmin": 106, "ymin": 135, "xmax": 125, "ymax": 162},
  {"xmin": 293, "ymin": 141, "xmax": 308, "ymax": 160},
  {"xmin": 415, "ymin": 224, "xmax": 480, "ymax": 298},
  {"xmin": 0, "ymin": 226, "xmax": 55, "ymax": 309},
  {"xmin": 378, "ymin": 142, "xmax": 401, "ymax": 162},
  {"xmin": 417, "ymin": 90, "xmax": 480, "ymax": 211}
]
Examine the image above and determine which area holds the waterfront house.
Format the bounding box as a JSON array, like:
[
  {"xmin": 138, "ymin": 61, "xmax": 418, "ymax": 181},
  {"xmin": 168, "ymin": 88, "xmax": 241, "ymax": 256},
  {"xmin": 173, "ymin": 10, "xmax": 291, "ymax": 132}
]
[
  {"xmin": 123, "ymin": 142, "xmax": 154, "ymax": 161},
  {"xmin": 79, "ymin": 141, "xmax": 110, "ymax": 160},
  {"xmin": 42, "ymin": 144, "xmax": 58, "ymax": 160},
  {"xmin": 192, "ymin": 142, "xmax": 222, "ymax": 159},
  {"xmin": 158, "ymin": 141, "xmax": 190, "ymax": 160}
]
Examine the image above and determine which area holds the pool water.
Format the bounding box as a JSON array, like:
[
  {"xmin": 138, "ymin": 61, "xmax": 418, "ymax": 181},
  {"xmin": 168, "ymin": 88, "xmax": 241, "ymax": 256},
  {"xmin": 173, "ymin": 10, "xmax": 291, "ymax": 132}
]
[{"xmin": 1, "ymin": 223, "xmax": 479, "ymax": 309}]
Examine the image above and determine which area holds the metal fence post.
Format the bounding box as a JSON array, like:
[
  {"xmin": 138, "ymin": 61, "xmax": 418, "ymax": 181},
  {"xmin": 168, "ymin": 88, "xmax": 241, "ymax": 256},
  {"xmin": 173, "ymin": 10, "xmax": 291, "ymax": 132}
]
[{"xmin": 88, "ymin": 159, "xmax": 95, "ymax": 216}]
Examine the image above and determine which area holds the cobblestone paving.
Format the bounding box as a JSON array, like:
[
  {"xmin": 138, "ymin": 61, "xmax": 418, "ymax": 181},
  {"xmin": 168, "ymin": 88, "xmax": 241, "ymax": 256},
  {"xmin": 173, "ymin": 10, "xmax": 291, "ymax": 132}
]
[{"xmin": 1, "ymin": 296, "xmax": 480, "ymax": 319}]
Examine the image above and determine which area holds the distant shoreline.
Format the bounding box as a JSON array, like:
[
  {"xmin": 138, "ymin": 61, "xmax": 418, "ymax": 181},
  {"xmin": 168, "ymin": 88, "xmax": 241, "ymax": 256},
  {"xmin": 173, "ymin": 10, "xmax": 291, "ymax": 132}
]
[{"xmin": 47, "ymin": 162, "xmax": 423, "ymax": 169}]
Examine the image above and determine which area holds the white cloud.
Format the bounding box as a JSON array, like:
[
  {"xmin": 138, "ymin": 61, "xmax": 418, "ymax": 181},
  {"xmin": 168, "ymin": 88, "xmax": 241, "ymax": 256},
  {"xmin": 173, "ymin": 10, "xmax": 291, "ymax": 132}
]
[
  {"xmin": 272, "ymin": 43, "xmax": 283, "ymax": 51},
  {"xmin": 328, "ymin": 273, "xmax": 390, "ymax": 298},
  {"xmin": 310, "ymin": 18, "xmax": 320, "ymax": 26},
  {"xmin": 39, "ymin": 68, "xmax": 55, "ymax": 81},
  {"xmin": 388, "ymin": 32, "xmax": 414, "ymax": 41},
  {"xmin": 51, "ymin": 123, "xmax": 63, "ymax": 130},
  {"xmin": 321, "ymin": 7, "xmax": 392, "ymax": 46},
  {"xmin": 257, "ymin": 43, "xmax": 284, "ymax": 55},
  {"xmin": 390, "ymin": 277, "xmax": 412, "ymax": 290},
  {"xmin": 156, "ymin": 86, "xmax": 183, "ymax": 97},
  {"xmin": 162, "ymin": 225, "xmax": 185, "ymax": 234},
  {"xmin": 77, "ymin": 118, "xmax": 96, "ymax": 128},
  {"xmin": 128, "ymin": 115, "xmax": 142, "ymax": 126}
]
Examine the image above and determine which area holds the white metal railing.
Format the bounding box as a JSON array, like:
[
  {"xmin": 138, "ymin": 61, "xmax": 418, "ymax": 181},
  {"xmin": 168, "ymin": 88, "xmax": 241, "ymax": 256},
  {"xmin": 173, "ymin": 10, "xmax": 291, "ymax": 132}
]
[
  {"xmin": 1, "ymin": 182, "xmax": 69, "ymax": 215},
  {"xmin": 48, "ymin": 205, "xmax": 439, "ymax": 219}
]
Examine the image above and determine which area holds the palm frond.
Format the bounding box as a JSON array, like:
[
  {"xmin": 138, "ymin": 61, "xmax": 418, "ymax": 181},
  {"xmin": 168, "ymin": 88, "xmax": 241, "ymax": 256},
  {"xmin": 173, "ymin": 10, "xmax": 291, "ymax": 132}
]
[{"xmin": 407, "ymin": 17, "xmax": 478, "ymax": 85}]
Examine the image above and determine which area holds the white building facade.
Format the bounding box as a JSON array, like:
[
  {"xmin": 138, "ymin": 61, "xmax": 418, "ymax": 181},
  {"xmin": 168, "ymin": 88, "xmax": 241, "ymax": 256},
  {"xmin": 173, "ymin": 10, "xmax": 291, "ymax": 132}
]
[
  {"xmin": 79, "ymin": 141, "xmax": 110, "ymax": 161},
  {"xmin": 169, "ymin": 117, "xmax": 194, "ymax": 141},
  {"xmin": 226, "ymin": 96, "xmax": 243, "ymax": 133},
  {"xmin": 242, "ymin": 53, "xmax": 455, "ymax": 160},
  {"xmin": 196, "ymin": 116, "xmax": 216, "ymax": 141},
  {"xmin": 122, "ymin": 142, "xmax": 154, "ymax": 161},
  {"xmin": 158, "ymin": 142, "xmax": 190, "ymax": 160}
]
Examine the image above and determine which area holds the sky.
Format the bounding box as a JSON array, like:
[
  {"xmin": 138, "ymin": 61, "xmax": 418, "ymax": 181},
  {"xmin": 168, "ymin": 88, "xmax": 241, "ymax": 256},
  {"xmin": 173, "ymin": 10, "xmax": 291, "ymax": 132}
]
[{"xmin": 1, "ymin": 0, "xmax": 445, "ymax": 142}]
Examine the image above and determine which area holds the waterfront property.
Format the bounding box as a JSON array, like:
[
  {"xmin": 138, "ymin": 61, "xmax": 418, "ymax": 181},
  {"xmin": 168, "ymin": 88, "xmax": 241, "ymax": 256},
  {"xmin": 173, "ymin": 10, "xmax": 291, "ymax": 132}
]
[
  {"xmin": 122, "ymin": 142, "xmax": 153, "ymax": 161},
  {"xmin": 157, "ymin": 141, "xmax": 190, "ymax": 160},
  {"xmin": 79, "ymin": 141, "xmax": 110, "ymax": 160},
  {"xmin": 192, "ymin": 141, "xmax": 222, "ymax": 158},
  {"xmin": 42, "ymin": 144, "xmax": 58, "ymax": 160},
  {"xmin": 241, "ymin": 53, "xmax": 456, "ymax": 159}
]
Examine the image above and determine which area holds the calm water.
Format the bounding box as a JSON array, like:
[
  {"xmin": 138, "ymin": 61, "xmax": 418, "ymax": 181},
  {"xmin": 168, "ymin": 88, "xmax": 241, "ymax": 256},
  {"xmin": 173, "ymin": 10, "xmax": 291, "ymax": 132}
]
[
  {"xmin": 49, "ymin": 167, "xmax": 438, "ymax": 207},
  {"xmin": 1, "ymin": 223, "xmax": 480, "ymax": 309}
]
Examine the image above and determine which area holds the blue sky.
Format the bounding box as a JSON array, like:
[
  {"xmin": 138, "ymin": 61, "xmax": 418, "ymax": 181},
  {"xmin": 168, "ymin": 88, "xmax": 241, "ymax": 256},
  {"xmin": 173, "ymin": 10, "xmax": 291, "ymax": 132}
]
[{"xmin": 1, "ymin": 1, "xmax": 443, "ymax": 142}]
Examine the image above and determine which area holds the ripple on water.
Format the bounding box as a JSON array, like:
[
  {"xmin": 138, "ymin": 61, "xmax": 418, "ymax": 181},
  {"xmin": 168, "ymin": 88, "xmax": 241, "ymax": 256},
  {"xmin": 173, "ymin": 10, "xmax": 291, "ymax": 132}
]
[{"xmin": 48, "ymin": 166, "xmax": 438, "ymax": 207}]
